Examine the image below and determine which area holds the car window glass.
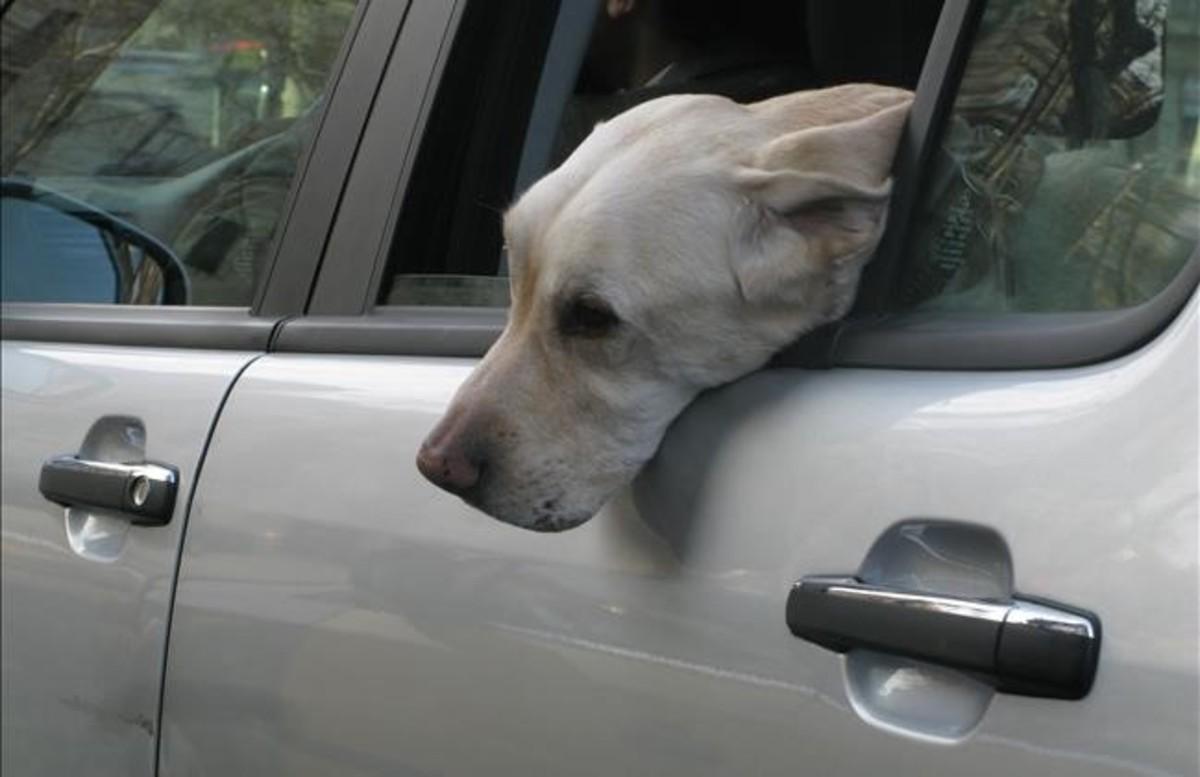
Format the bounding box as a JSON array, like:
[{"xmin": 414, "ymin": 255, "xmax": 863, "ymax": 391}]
[
  {"xmin": 1, "ymin": 0, "xmax": 358, "ymax": 306},
  {"xmin": 901, "ymin": 0, "xmax": 1199, "ymax": 313},
  {"xmin": 379, "ymin": 0, "xmax": 942, "ymax": 308}
]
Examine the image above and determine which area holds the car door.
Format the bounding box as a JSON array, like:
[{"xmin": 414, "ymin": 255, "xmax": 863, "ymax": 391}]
[
  {"xmin": 158, "ymin": 1, "xmax": 1199, "ymax": 775},
  {"xmin": 0, "ymin": 1, "xmax": 383, "ymax": 774}
]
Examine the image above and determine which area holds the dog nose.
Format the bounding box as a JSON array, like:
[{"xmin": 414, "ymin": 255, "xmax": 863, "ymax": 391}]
[{"xmin": 416, "ymin": 440, "xmax": 481, "ymax": 495}]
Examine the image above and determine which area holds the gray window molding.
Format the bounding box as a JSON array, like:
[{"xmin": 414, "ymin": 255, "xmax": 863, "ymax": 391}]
[
  {"xmin": 0, "ymin": 304, "xmax": 278, "ymax": 351},
  {"xmin": 272, "ymin": 307, "xmax": 505, "ymax": 357},
  {"xmin": 825, "ymin": 248, "xmax": 1200, "ymax": 370},
  {"xmin": 272, "ymin": 247, "xmax": 1199, "ymax": 369}
]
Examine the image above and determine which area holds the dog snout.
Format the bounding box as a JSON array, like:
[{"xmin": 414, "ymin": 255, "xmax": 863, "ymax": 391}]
[
  {"xmin": 416, "ymin": 437, "xmax": 484, "ymax": 495},
  {"xmin": 417, "ymin": 404, "xmax": 494, "ymax": 496}
]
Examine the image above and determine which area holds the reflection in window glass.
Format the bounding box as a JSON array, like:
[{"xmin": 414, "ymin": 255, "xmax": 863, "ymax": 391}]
[
  {"xmin": 905, "ymin": 0, "xmax": 1200, "ymax": 312},
  {"xmin": 1, "ymin": 0, "xmax": 357, "ymax": 305}
]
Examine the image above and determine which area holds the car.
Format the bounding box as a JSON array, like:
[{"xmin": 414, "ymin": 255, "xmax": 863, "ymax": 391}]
[{"xmin": 2, "ymin": 1, "xmax": 1197, "ymax": 775}]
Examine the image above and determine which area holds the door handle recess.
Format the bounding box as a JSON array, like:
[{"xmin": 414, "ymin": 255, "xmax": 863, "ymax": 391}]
[
  {"xmin": 39, "ymin": 455, "xmax": 178, "ymax": 526},
  {"xmin": 787, "ymin": 575, "xmax": 1101, "ymax": 700}
]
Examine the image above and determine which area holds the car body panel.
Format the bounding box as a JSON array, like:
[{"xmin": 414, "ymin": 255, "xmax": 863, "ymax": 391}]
[
  {"xmin": 5, "ymin": 1, "xmax": 1199, "ymax": 774},
  {"xmin": 0, "ymin": 342, "xmax": 255, "ymax": 777},
  {"xmin": 159, "ymin": 290, "xmax": 1198, "ymax": 777}
]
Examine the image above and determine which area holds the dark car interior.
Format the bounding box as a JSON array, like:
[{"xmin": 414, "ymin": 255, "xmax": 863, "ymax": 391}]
[{"xmin": 382, "ymin": 0, "xmax": 946, "ymax": 301}]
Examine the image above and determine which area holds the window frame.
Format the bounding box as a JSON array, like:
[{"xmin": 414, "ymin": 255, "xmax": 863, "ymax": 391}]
[
  {"xmin": 0, "ymin": 0, "xmax": 403, "ymax": 350},
  {"xmin": 303, "ymin": 0, "xmax": 559, "ymax": 315},
  {"xmin": 278, "ymin": 0, "xmax": 1200, "ymax": 370}
]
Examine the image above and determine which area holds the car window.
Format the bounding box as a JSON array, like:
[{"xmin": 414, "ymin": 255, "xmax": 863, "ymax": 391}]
[
  {"xmin": 1, "ymin": 0, "xmax": 358, "ymax": 306},
  {"xmin": 901, "ymin": 0, "xmax": 1199, "ymax": 313},
  {"xmin": 379, "ymin": 0, "xmax": 942, "ymax": 308}
]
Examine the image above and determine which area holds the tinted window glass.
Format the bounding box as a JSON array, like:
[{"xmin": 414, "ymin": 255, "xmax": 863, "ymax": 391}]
[
  {"xmin": 902, "ymin": 0, "xmax": 1199, "ymax": 312},
  {"xmin": 1, "ymin": 0, "xmax": 358, "ymax": 306}
]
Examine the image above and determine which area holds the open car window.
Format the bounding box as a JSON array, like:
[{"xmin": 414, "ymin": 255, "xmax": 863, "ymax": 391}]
[{"xmin": 378, "ymin": 0, "xmax": 942, "ymax": 309}]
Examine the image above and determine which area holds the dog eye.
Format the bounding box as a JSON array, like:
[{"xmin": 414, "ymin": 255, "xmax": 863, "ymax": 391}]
[{"xmin": 559, "ymin": 293, "xmax": 620, "ymax": 338}]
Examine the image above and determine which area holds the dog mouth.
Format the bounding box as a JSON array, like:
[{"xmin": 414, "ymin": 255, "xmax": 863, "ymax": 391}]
[
  {"xmin": 459, "ymin": 489, "xmax": 595, "ymax": 533},
  {"xmin": 418, "ymin": 449, "xmax": 599, "ymax": 533},
  {"xmin": 524, "ymin": 511, "xmax": 593, "ymax": 533}
]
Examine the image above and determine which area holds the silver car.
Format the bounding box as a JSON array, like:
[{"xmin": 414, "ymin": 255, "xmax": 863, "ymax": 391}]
[{"xmin": 3, "ymin": 1, "xmax": 1198, "ymax": 775}]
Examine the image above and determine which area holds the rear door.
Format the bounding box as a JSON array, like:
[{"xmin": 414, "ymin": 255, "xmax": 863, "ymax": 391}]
[
  {"xmin": 0, "ymin": 1, "xmax": 379, "ymax": 774},
  {"xmin": 159, "ymin": 1, "xmax": 1199, "ymax": 776}
]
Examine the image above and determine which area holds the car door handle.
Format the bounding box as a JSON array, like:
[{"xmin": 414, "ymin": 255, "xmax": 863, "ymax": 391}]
[
  {"xmin": 39, "ymin": 455, "xmax": 178, "ymax": 526},
  {"xmin": 786, "ymin": 575, "xmax": 1101, "ymax": 700}
]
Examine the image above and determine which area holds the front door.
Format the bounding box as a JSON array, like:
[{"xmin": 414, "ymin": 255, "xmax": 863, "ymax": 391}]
[
  {"xmin": 158, "ymin": 1, "xmax": 1199, "ymax": 775},
  {"xmin": 0, "ymin": 1, "xmax": 362, "ymax": 773}
]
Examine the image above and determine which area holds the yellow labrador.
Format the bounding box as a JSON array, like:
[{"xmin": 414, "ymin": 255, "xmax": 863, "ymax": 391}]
[{"xmin": 418, "ymin": 83, "xmax": 912, "ymax": 531}]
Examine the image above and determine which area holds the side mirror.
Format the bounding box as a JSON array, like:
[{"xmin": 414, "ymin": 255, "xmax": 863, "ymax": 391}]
[{"xmin": 1, "ymin": 178, "xmax": 189, "ymax": 305}]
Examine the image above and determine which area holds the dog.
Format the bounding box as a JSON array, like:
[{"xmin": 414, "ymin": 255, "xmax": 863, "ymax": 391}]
[{"xmin": 417, "ymin": 83, "xmax": 913, "ymax": 532}]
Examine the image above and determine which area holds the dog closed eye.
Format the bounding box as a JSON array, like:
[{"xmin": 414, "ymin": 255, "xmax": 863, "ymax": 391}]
[{"xmin": 558, "ymin": 293, "xmax": 620, "ymax": 338}]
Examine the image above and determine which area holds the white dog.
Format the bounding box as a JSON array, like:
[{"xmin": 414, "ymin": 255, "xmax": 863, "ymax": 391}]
[{"xmin": 417, "ymin": 84, "xmax": 912, "ymax": 531}]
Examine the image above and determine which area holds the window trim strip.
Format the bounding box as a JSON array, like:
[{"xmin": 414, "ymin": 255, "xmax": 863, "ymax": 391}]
[
  {"xmin": 0, "ymin": 304, "xmax": 279, "ymax": 350},
  {"xmin": 268, "ymin": 247, "xmax": 1200, "ymax": 369},
  {"xmin": 827, "ymin": 248, "xmax": 1200, "ymax": 370},
  {"xmin": 273, "ymin": 306, "xmax": 505, "ymax": 357}
]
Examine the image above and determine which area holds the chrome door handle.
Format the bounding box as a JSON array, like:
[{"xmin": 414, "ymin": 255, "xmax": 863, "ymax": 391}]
[
  {"xmin": 39, "ymin": 455, "xmax": 178, "ymax": 526},
  {"xmin": 786, "ymin": 575, "xmax": 1101, "ymax": 700}
]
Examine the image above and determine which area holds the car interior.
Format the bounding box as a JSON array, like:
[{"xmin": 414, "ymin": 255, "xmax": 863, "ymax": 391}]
[{"xmin": 381, "ymin": 0, "xmax": 946, "ymax": 305}]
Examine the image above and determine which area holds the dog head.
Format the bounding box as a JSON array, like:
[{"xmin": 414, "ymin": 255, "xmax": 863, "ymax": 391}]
[{"xmin": 418, "ymin": 84, "xmax": 912, "ymax": 531}]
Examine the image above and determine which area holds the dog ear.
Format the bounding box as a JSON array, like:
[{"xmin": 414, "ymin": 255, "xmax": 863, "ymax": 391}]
[{"xmin": 732, "ymin": 100, "xmax": 910, "ymax": 306}]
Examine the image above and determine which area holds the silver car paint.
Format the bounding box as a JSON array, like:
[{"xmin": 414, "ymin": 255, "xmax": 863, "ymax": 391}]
[
  {"xmin": 159, "ymin": 291, "xmax": 1198, "ymax": 776},
  {"xmin": 0, "ymin": 343, "xmax": 255, "ymax": 777}
]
